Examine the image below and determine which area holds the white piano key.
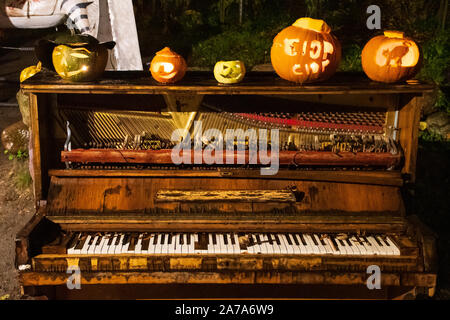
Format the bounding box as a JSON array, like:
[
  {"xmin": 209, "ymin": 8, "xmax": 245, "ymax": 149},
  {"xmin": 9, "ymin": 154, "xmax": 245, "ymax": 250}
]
[
  {"xmin": 375, "ymin": 236, "xmax": 393, "ymax": 255},
  {"xmin": 232, "ymin": 233, "xmax": 241, "ymax": 254},
  {"xmin": 349, "ymin": 236, "xmax": 367, "ymax": 255},
  {"xmin": 313, "ymin": 234, "xmax": 327, "ymax": 254},
  {"xmin": 279, "ymin": 234, "xmax": 293, "ymax": 254},
  {"xmin": 220, "ymin": 233, "xmax": 230, "ymax": 254},
  {"xmin": 295, "ymin": 234, "xmax": 308, "ymax": 254},
  {"xmin": 174, "ymin": 234, "xmax": 183, "ymax": 254},
  {"xmin": 121, "ymin": 234, "xmax": 131, "ymax": 253},
  {"xmin": 114, "ymin": 234, "xmax": 125, "ymax": 254},
  {"xmin": 359, "ymin": 236, "xmax": 376, "ymax": 255},
  {"xmin": 334, "ymin": 238, "xmax": 348, "ymax": 255},
  {"xmin": 146, "ymin": 233, "xmax": 156, "ymax": 254},
  {"xmin": 385, "ymin": 236, "xmax": 401, "ymax": 255},
  {"xmin": 342, "ymin": 238, "xmax": 359, "ymax": 255},
  {"xmin": 303, "ymin": 234, "xmax": 318, "ymax": 254},
  {"xmin": 94, "ymin": 234, "xmax": 107, "ymax": 254},
  {"xmin": 67, "ymin": 233, "xmax": 81, "ymax": 254},
  {"xmin": 287, "ymin": 234, "xmax": 301, "ymax": 254},
  {"xmin": 134, "ymin": 234, "xmax": 143, "ymax": 254},
  {"xmin": 216, "ymin": 234, "xmax": 225, "ymax": 254},
  {"xmin": 270, "ymin": 234, "xmax": 281, "ymax": 254},
  {"xmin": 207, "ymin": 233, "xmax": 215, "ymax": 254},
  {"xmin": 166, "ymin": 233, "xmax": 174, "ymax": 254},
  {"xmin": 246, "ymin": 234, "xmax": 255, "ymax": 254},
  {"xmin": 88, "ymin": 235, "xmax": 100, "ymax": 254},
  {"xmin": 324, "ymin": 236, "xmax": 340, "ymax": 255},
  {"xmin": 186, "ymin": 234, "xmax": 195, "ymax": 254},
  {"xmin": 154, "ymin": 234, "xmax": 163, "ymax": 254},
  {"xmin": 319, "ymin": 235, "xmax": 333, "ymax": 255},
  {"xmin": 274, "ymin": 234, "xmax": 287, "ymax": 254},
  {"xmin": 80, "ymin": 235, "xmax": 92, "ymax": 254},
  {"xmin": 256, "ymin": 234, "xmax": 268, "ymax": 254},
  {"xmin": 367, "ymin": 236, "xmax": 385, "ymax": 255},
  {"xmin": 178, "ymin": 233, "xmax": 186, "ymax": 254}
]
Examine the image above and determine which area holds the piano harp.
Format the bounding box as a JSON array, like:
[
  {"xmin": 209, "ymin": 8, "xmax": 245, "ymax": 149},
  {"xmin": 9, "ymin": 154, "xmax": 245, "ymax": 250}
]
[{"xmin": 16, "ymin": 71, "xmax": 437, "ymax": 299}]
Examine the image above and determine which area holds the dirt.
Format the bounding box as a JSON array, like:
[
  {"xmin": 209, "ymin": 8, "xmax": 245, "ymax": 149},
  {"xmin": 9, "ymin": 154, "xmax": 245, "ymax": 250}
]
[{"xmin": 0, "ymin": 106, "xmax": 34, "ymax": 300}]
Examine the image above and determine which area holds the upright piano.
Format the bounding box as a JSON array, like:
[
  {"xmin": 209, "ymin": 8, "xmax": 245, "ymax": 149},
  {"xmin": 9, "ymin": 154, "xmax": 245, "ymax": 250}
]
[{"xmin": 16, "ymin": 71, "xmax": 437, "ymax": 299}]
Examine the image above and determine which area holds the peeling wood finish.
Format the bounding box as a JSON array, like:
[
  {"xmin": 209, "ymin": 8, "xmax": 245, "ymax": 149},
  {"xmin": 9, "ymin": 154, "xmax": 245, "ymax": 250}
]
[{"xmin": 156, "ymin": 189, "xmax": 296, "ymax": 203}]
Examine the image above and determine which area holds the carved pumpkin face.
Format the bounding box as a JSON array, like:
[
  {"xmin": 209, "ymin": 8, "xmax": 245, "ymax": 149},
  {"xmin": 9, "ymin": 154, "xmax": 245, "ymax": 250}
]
[
  {"xmin": 213, "ymin": 60, "xmax": 246, "ymax": 84},
  {"xmin": 362, "ymin": 31, "xmax": 421, "ymax": 83},
  {"xmin": 150, "ymin": 47, "xmax": 187, "ymax": 84},
  {"xmin": 271, "ymin": 17, "xmax": 341, "ymax": 84}
]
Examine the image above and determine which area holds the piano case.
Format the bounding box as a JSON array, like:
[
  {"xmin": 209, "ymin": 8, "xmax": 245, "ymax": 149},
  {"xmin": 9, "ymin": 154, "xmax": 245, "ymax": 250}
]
[{"xmin": 15, "ymin": 71, "xmax": 438, "ymax": 299}]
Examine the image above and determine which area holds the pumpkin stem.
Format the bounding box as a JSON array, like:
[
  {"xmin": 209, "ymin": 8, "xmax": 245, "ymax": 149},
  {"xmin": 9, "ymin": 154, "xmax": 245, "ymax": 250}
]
[
  {"xmin": 292, "ymin": 17, "xmax": 331, "ymax": 33},
  {"xmin": 384, "ymin": 31, "xmax": 405, "ymax": 39}
]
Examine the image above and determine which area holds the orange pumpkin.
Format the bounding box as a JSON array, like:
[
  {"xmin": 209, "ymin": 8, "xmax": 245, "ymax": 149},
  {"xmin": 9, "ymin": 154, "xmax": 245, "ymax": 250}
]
[
  {"xmin": 271, "ymin": 17, "xmax": 341, "ymax": 84},
  {"xmin": 150, "ymin": 47, "xmax": 187, "ymax": 84},
  {"xmin": 362, "ymin": 31, "xmax": 421, "ymax": 83}
]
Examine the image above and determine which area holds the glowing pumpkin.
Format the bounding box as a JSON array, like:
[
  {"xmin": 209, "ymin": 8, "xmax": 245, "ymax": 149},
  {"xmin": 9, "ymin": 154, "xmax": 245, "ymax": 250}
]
[
  {"xmin": 271, "ymin": 17, "xmax": 341, "ymax": 84},
  {"xmin": 150, "ymin": 47, "xmax": 187, "ymax": 84},
  {"xmin": 50, "ymin": 34, "xmax": 115, "ymax": 82},
  {"xmin": 362, "ymin": 31, "xmax": 421, "ymax": 83},
  {"xmin": 213, "ymin": 60, "xmax": 246, "ymax": 84}
]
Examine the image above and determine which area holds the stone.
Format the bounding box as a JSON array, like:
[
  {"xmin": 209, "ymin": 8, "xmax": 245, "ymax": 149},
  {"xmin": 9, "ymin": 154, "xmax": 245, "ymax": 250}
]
[
  {"xmin": 1, "ymin": 121, "xmax": 30, "ymax": 154},
  {"xmin": 17, "ymin": 90, "xmax": 31, "ymax": 127},
  {"xmin": 425, "ymin": 111, "xmax": 450, "ymax": 138}
]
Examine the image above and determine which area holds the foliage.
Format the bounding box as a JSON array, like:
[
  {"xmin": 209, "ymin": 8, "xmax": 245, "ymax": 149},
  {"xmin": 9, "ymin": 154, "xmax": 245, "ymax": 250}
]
[
  {"xmin": 338, "ymin": 44, "xmax": 363, "ymax": 72},
  {"xmin": 418, "ymin": 30, "xmax": 450, "ymax": 86},
  {"xmin": 11, "ymin": 159, "xmax": 32, "ymax": 190},
  {"xmin": 3, "ymin": 149, "xmax": 28, "ymax": 161}
]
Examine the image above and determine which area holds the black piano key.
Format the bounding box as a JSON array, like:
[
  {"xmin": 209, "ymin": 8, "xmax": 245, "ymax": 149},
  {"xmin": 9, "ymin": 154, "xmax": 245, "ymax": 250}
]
[
  {"xmin": 212, "ymin": 234, "xmax": 217, "ymax": 245},
  {"xmin": 299, "ymin": 234, "xmax": 308, "ymax": 246},
  {"xmin": 186, "ymin": 233, "xmax": 191, "ymax": 245},
  {"xmin": 267, "ymin": 233, "xmax": 273, "ymax": 245},
  {"xmin": 274, "ymin": 234, "xmax": 281, "ymax": 245},
  {"xmin": 168, "ymin": 234, "xmax": 172, "ymax": 244},
  {"xmin": 75, "ymin": 234, "xmax": 88, "ymax": 250},
  {"xmin": 95, "ymin": 234, "xmax": 102, "ymax": 246},
  {"xmin": 291, "ymin": 234, "xmax": 300, "ymax": 246},
  {"xmin": 161, "ymin": 234, "xmax": 166, "ymax": 245},
  {"xmin": 114, "ymin": 234, "xmax": 121, "ymax": 246},
  {"xmin": 230, "ymin": 233, "xmax": 236, "ymax": 245},
  {"xmin": 285, "ymin": 233, "xmax": 293, "ymax": 245},
  {"xmin": 128, "ymin": 233, "xmax": 138, "ymax": 251},
  {"xmin": 331, "ymin": 237, "xmax": 341, "ymax": 251},
  {"xmin": 123, "ymin": 233, "xmax": 131, "ymax": 245},
  {"xmin": 66, "ymin": 233, "xmax": 79, "ymax": 249},
  {"xmin": 248, "ymin": 234, "xmax": 255, "ymax": 246},
  {"xmin": 153, "ymin": 234, "xmax": 159, "ymax": 245},
  {"xmin": 310, "ymin": 234, "xmax": 319, "ymax": 246},
  {"xmin": 105, "ymin": 234, "xmax": 113, "ymax": 246},
  {"xmin": 142, "ymin": 234, "xmax": 151, "ymax": 250}
]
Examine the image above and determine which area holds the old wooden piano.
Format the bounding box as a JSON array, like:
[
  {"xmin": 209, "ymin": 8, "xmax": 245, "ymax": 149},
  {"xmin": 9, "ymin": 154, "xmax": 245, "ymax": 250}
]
[{"xmin": 16, "ymin": 71, "xmax": 437, "ymax": 299}]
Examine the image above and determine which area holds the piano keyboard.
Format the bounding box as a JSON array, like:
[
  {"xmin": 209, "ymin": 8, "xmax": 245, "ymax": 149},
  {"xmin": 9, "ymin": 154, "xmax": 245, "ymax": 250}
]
[{"xmin": 65, "ymin": 232, "xmax": 400, "ymax": 256}]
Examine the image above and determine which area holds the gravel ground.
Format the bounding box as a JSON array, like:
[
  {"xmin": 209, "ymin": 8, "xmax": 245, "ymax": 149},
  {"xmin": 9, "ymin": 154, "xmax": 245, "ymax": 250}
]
[{"xmin": 0, "ymin": 106, "xmax": 34, "ymax": 300}]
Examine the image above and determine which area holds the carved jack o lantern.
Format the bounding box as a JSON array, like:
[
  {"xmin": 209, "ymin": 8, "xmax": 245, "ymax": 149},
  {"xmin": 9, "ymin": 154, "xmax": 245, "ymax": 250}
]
[
  {"xmin": 213, "ymin": 60, "xmax": 246, "ymax": 84},
  {"xmin": 270, "ymin": 17, "xmax": 341, "ymax": 84},
  {"xmin": 362, "ymin": 31, "xmax": 421, "ymax": 83},
  {"xmin": 150, "ymin": 47, "xmax": 187, "ymax": 84}
]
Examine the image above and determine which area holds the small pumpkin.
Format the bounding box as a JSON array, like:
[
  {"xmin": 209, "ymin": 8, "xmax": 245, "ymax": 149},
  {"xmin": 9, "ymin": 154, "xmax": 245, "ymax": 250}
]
[
  {"xmin": 270, "ymin": 17, "xmax": 341, "ymax": 84},
  {"xmin": 361, "ymin": 31, "xmax": 421, "ymax": 83},
  {"xmin": 213, "ymin": 60, "xmax": 246, "ymax": 84},
  {"xmin": 49, "ymin": 34, "xmax": 115, "ymax": 82},
  {"xmin": 150, "ymin": 47, "xmax": 187, "ymax": 84}
]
